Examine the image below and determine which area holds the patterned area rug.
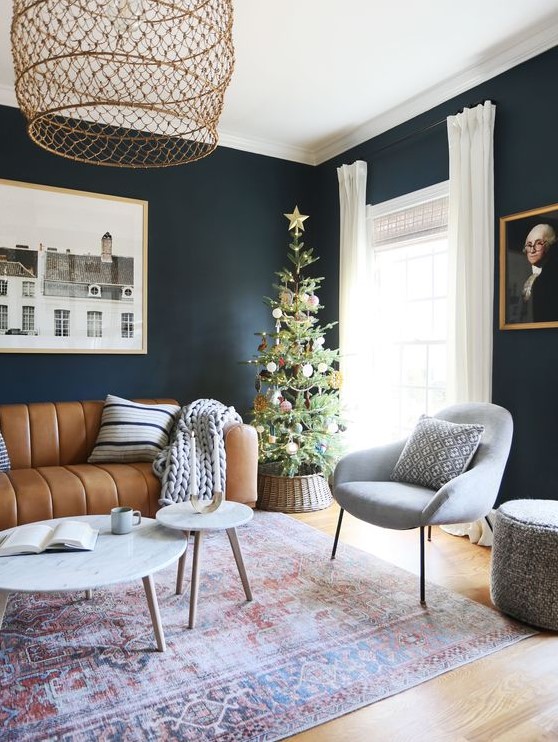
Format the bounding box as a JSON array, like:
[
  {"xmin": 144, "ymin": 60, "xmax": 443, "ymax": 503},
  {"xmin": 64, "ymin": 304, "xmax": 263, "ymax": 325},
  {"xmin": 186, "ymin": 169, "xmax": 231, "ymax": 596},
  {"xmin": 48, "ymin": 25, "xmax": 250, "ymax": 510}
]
[{"xmin": 0, "ymin": 511, "xmax": 536, "ymax": 741}]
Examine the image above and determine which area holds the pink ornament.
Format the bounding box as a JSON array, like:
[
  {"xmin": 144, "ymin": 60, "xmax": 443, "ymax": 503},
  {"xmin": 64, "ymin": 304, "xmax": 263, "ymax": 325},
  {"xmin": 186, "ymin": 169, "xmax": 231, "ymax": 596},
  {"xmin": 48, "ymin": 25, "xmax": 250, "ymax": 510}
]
[
  {"xmin": 308, "ymin": 294, "xmax": 319, "ymax": 307},
  {"xmin": 280, "ymin": 399, "xmax": 292, "ymax": 413}
]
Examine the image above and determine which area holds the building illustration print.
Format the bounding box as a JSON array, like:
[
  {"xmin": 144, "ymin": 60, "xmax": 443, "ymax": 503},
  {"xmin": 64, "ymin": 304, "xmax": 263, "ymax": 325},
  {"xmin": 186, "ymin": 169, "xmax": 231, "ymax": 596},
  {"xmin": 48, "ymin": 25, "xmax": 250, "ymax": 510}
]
[{"xmin": 0, "ymin": 179, "xmax": 147, "ymax": 353}]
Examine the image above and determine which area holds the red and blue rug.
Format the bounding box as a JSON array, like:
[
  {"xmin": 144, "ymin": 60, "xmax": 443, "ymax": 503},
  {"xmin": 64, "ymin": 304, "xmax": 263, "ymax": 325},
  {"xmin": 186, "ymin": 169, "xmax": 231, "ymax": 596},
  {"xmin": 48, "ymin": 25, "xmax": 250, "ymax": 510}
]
[{"xmin": 0, "ymin": 511, "xmax": 535, "ymax": 740}]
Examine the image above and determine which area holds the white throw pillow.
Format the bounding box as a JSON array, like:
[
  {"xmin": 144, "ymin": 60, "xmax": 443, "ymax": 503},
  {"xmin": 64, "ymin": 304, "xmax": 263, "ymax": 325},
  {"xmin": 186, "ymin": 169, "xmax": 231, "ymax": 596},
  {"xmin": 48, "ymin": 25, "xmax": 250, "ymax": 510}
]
[{"xmin": 88, "ymin": 394, "xmax": 180, "ymax": 464}]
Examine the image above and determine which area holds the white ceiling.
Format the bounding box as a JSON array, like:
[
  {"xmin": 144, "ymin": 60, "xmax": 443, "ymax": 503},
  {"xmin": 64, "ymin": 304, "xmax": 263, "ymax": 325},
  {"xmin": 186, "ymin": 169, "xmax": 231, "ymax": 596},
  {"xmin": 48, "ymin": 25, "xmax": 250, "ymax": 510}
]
[{"xmin": 1, "ymin": 1, "xmax": 558, "ymax": 165}]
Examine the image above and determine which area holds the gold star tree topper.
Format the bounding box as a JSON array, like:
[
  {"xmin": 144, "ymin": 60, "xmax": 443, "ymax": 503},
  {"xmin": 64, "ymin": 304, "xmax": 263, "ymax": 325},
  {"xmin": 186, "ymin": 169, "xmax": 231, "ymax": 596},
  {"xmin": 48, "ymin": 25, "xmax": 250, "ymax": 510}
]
[{"xmin": 284, "ymin": 206, "xmax": 309, "ymax": 234}]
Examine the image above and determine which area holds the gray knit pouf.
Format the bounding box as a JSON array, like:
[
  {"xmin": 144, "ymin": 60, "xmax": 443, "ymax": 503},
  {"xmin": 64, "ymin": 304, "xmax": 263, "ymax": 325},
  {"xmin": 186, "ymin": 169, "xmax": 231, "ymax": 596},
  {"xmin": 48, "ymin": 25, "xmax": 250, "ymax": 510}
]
[{"xmin": 491, "ymin": 499, "xmax": 558, "ymax": 630}]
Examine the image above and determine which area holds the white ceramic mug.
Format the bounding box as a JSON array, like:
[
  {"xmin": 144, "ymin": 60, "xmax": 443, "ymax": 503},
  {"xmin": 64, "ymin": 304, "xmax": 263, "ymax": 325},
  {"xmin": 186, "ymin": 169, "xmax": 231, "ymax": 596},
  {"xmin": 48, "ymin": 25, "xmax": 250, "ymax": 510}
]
[{"xmin": 111, "ymin": 506, "xmax": 141, "ymax": 535}]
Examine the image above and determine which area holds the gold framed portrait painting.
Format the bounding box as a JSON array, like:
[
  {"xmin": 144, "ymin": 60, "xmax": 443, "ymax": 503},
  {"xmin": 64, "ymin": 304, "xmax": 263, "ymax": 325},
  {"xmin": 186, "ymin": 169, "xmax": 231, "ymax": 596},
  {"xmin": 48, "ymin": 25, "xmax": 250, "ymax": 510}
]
[
  {"xmin": 0, "ymin": 179, "xmax": 147, "ymax": 353},
  {"xmin": 500, "ymin": 203, "xmax": 558, "ymax": 330}
]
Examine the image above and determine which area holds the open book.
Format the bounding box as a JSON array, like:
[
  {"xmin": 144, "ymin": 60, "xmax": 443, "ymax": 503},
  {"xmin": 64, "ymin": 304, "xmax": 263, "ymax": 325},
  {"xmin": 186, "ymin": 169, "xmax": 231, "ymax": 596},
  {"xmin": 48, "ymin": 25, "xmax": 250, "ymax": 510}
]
[{"xmin": 0, "ymin": 520, "xmax": 98, "ymax": 556}]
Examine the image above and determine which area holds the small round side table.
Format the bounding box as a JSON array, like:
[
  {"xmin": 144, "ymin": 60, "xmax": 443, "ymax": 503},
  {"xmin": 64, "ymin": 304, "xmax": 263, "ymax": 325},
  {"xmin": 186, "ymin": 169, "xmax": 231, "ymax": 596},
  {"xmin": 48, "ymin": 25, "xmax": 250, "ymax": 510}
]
[{"xmin": 156, "ymin": 501, "xmax": 253, "ymax": 628}]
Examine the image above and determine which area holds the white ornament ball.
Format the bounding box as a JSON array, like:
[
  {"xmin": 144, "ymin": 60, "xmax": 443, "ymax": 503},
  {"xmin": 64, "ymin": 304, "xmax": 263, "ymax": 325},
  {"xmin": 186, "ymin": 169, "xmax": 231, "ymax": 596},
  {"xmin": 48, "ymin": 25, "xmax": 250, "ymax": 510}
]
[
  {"xmin": 255, "ymin": 424, "xmax": 265, "ymax": 433},
  {"xmin": 272, "ymin": 308, "xmax": 282, "ymax": 319},
  {"xmin": 315, "ymin": 336, "xmax": 325, "ymax": 347},
  {"xmin": 266, "ymin": 361, "xmax": 277, "ymax": 373},
  {"xmin": 300, "ymin": 292, "xmax": 309, "ymax": 303},
  {"xmin": 302, "ymin": 363, "xmax": 313, "ymax": 378},
  {"xmin": 317, "ymin": 362, "xmax": 328, "ymax": 373},
  {"xmin": 308, "ymin": 295, "xmax": 319, "ymax": 307},
  {"xmin": 326, "ymin": 422, "xmax": 339, "ymax": 434},
  {"xmin": 280, "ymin": 399, "xmax": 292, "ymax": 413},
  {"xmin": 285, "ymin": 441, "xmax": 299, "ymax": 455}
]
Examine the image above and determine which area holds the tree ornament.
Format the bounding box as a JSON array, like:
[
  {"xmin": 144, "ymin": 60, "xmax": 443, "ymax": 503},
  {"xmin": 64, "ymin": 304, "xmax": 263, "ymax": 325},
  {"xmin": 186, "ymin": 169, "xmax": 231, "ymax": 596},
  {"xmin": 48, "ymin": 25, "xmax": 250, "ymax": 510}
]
[
  {"xmin": 279, "ymin": 289, "xmax": 293, "ymax": 305},
  {"xmin": 267, "ymin": 388, "xmax": 282, "ymax": 405},
  {"xmin": 266, "ymin": 361, "xmax": 277, "ymax": 373},
  {"xmin": 255, "ymin": 424, "xmax": 265, "ymax": 433},
  {"xmin": 257, "ymin": 334, "xmax": 268, "ymax": 352},
  {"xmin": 308, "ymin": 294, "xmax": 319, "ymax": 307},
  {"xmin": 253, "ymin": 394, "xmax": 268, "ymax": 412},
  {"xmin": 316, "ymin": 441, "xmax": 328, "ymax": 454},
  {"xmin": 268, "ymin": 434, "xmax": 277, "ymax": 443},
  {"xmin": 326, "ymin": 421, "xmax": 339, "ymax": 434},
  {"xmin": 283, "ymin": 206, "xmax": 309, "ymax": 233},
  {"xmin": 285, "ymin": 440, "xmax": 299, "ymax": 455},
  {"xmin": 300, "ymin": 292, "xmax": 309, "ymax": 303},
  {"xmin": 329, "ymin": 370, "xmax": 343, "ymax": 389},
  {"xmin": 272, "ymin": 307, "xmax": 283, "ymax": 319},
  {"xmin": 280, "ymin": 399, "xmax": 292, "ymax": 413},
  {"xmin": 315, "ymin": 337, "xmax": 325, "ymax": 347},
  {"xmin": 255, "ymin": 375, "xmax": 262, "ymax": 391},
  {"xmin": 292, "ymin": 422, "xmax": 303, "ymax": 434},
  {"xmin": 317, "ymin": 362, "xmax": 328, "ymax": 373},
  {"xmin": 305, "ymin": 391, "xmax": 311, "ymax": 409},
  {"xmin": 278, "ymin": 356, "xmax": 286, "ymax": 367},
  {"xmin": 302, "ymin": 363, "xmax": 313, "ymax": 378}
]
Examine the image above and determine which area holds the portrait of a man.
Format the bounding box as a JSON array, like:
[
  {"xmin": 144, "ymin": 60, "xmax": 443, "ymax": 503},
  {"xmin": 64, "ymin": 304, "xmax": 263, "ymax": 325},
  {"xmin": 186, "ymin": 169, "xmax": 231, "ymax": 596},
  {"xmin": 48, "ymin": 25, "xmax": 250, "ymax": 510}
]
[{"xmin": 500, "ymin": 206, "xmax": 558, "ymax": 329}]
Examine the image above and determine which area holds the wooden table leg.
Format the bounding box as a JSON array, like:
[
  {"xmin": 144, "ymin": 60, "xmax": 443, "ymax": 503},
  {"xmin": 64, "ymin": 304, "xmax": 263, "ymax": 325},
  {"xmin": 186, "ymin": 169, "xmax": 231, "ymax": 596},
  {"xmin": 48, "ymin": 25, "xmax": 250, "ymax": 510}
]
[
  {"xmin": 176, "ymin": 531, "xmax": 190, "ymax": 595},
  {"xmin": 142, "ymin": 574, "xmax": 166, "ymax": 652},
  {"xmin": 0, "ymin": 591, "xmax": 9, "ymax": 629},
  {"xmin": 188, "ymin": 530, "xmax": 203, "ymax": 629},
  {"xmin": 227, "ymin": 527, "xmax": 253, "ymax": 601}
]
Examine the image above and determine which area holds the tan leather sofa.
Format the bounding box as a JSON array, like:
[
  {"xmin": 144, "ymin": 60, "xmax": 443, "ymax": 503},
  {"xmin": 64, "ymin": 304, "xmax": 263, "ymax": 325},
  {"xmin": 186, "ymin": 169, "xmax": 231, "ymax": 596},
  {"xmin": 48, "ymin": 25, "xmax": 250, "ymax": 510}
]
[{"xmin": 0, "ymin": 399, "xmax": 258, "ymax": 530}]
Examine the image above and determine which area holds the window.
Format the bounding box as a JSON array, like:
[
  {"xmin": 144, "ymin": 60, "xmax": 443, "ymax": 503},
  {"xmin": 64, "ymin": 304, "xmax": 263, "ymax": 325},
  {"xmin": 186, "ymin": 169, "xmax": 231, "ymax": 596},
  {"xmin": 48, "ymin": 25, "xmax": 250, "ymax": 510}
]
[
  {"xmin": 22, "ymin": 306, "xmax": 35, "ymax": 333},
  {"xmin": 122, "ymin": 286, "xmax": 133, "ymax": 299},
  {"xmin": 87, "ymin": 311, "xmax": 102, "ymax": 337},
  {"xmin": 0, "ymin": 280, "xmax": 7, "ymax": 296},
  {"xmin": 367, "ymin": 182, "xmax": 449, "ymax": 442},
  {"xmin": 0, "ymin": 305, "xmax": 7, "ymax": 331},
  {"xmin": 88, "ymin": 284, "xmax": 101, "ymax": 297},
  {"xmin": 22, "ymin": 281, "xmax": 35, "ymax": 297},
  {"xmin": 121, "ymin": 312, "xmax": 134, "ymax": 338},
  {"xmin": 54, "ymin": 309, "xmax": 70, "ymax": 337}
]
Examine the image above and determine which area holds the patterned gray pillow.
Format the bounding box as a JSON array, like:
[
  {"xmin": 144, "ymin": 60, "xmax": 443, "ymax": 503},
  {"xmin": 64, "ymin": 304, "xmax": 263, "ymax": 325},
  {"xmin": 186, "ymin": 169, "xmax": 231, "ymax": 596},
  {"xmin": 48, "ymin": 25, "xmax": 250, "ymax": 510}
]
[
  {"xmin": 391, "ymin": 415, "xmax": 484, "ymax": 491},
  {"xmin": 0, "ymin": 432, "xmax": 10, "ymax": 472}
]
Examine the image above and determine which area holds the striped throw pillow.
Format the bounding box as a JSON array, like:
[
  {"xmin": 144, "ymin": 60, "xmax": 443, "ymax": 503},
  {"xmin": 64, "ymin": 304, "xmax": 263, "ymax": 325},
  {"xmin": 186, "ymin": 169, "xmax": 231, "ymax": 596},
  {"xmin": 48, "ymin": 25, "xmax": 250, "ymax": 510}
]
[
  {"xmin": 88, "ymin": 395, "xmax": 180, "ymax": 464},
  {"xmin": 0, "ymin": 432, "xmax": 10, "ymax": 472}
]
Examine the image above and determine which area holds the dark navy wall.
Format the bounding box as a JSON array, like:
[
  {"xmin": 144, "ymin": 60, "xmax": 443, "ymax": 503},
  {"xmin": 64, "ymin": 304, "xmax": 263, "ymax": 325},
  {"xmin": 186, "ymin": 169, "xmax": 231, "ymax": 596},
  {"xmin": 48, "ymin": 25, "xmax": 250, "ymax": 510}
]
[
  {"xmin": 0, "ymin": 105, "xmax": 318, "ymax": 419},
  {"xmin": 315, "ymin": 45, "xmax": 558, "ymax": 504}
]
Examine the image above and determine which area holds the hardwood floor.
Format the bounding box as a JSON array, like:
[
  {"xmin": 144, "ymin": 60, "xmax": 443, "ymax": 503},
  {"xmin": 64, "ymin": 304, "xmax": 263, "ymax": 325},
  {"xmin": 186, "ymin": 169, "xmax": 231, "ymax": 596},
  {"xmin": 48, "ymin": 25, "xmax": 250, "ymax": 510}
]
[{"xmin": 286, "ymin": 503, "xmax": 558, "ymax": 742}]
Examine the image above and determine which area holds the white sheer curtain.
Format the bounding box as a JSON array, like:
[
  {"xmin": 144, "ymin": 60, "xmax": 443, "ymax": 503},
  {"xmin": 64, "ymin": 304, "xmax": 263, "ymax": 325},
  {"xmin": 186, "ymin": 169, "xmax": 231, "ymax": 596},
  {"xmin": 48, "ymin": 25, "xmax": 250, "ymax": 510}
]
[
  {"xmin": 445, "ymin": 101, "xmax": 496, "ymax": 545},
  {"xmin": 337, "ymin": 161, "xmax": 371, "ymax": 450},
  {"xmin": 446, "ymin": 101, "xmax": 496, "ymax": 404}
]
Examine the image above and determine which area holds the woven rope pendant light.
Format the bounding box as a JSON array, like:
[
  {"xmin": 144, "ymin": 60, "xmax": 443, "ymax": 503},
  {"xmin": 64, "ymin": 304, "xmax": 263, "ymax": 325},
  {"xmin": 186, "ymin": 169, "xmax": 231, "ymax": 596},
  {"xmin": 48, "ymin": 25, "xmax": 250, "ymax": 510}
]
[{"xmin": 10, "ymin": 0, "xmax": 235, "ymax": 168}]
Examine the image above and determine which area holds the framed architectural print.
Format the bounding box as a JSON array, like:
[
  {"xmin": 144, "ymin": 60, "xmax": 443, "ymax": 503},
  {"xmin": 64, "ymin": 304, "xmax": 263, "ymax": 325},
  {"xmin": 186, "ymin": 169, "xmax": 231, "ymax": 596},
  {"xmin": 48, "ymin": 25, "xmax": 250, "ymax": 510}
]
[
  {"xmin": 500, "ymin": 203, "xmax": 558, "ymax": 330},
  {"xmin": 0, "ymin": 179, "xmax": 147, "ymax": 353}
]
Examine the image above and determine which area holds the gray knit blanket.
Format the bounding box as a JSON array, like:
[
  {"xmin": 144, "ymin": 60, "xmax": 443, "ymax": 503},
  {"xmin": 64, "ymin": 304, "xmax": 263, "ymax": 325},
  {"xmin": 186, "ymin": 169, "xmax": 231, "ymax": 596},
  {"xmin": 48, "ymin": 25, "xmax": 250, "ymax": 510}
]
[{"xmin": 153, "ymin": 398, "xmax": 243, "ymax": 506}]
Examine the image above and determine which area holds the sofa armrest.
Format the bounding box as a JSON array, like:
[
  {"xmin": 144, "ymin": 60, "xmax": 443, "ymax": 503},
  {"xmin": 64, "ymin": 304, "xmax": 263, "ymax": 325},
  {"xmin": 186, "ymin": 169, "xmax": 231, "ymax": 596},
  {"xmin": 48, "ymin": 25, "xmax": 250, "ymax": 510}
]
[{"xmin": 223, "ymin": 422, "xmax": 258, "ymax": 506}]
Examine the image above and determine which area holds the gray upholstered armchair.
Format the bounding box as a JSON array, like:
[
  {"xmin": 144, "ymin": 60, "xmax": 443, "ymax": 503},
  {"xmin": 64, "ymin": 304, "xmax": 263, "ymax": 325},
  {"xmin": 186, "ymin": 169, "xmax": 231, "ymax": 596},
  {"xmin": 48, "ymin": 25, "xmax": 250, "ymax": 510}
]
[{"xmin": 332, "ymin": 403, "xmax": 513, "ymax": 603}]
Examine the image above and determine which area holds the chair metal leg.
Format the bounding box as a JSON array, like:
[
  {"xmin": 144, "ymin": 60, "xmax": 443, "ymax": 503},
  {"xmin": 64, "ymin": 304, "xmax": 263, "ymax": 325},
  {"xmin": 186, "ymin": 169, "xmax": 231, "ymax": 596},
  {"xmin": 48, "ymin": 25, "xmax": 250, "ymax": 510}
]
[
  {"xmin": 427, "ymin": 525, "xmax": 432, "ymax": 542},
  {"xmin": 420, "ymin": 526, "xmax": 426, "ymax": 605},
  {"xmin": 331, "ymin": 507, "xmax": 344, "ymax": 559},
  {"xmin": 484, "ymin": 514, "xmax": 493, "ymax": 532}
]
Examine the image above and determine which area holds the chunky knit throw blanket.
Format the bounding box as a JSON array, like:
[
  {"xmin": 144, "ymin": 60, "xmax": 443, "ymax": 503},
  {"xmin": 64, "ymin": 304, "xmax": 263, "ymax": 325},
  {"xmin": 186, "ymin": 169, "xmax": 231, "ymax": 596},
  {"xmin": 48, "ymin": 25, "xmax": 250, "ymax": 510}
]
[{"xmin": 153, "ymin": 398, "xmax": 243, "ymax": 506}]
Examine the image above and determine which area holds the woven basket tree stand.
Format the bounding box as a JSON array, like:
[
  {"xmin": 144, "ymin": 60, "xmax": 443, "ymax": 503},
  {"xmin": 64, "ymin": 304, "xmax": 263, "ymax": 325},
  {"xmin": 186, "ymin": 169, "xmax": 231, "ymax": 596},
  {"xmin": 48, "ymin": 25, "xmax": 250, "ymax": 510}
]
[{"xmin": 257, "ymin": 465, "xmax": 333, "ymax": 513}]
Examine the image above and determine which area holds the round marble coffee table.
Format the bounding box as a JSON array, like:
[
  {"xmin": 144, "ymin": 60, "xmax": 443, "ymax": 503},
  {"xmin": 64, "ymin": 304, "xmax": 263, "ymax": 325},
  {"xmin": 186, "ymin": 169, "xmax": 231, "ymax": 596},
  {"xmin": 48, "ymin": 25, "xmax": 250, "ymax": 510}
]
[
  {"xmin": 0, "ymin": 515, "xmax": 186, "ymax": 652},
  {"xmin": 156, "ymin": 501, "xmax": 254, "ymax": 628}
]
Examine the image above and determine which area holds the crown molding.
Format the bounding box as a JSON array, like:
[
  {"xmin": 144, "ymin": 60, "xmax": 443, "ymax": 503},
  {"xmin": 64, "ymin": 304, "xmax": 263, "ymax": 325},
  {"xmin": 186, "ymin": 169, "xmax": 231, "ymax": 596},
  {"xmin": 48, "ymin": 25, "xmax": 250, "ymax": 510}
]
[
  {"xmin": 1, "ymin": 18, "xmax": 556, "ymax": 166},
  {"xmin": 312, "ymin": 18, "xmax": 558, "ymax": 165},
  {"xmin": 217, "ymin": 129, "xmax": 315, "ymax": 165}
]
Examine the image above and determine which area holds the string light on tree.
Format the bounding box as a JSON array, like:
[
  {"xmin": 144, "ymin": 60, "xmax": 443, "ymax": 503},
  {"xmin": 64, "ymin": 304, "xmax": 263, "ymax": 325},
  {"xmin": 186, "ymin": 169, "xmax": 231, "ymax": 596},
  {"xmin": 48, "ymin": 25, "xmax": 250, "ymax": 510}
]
[{"xmin": 245, "ymin": 206, "xmax": 344, "ymax": 478}]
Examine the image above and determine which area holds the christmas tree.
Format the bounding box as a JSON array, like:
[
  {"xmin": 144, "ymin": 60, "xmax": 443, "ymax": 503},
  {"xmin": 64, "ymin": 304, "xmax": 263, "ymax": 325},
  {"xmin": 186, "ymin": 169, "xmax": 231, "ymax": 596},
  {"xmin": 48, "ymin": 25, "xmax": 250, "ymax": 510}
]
[{"xmin": 247, "ymin": 206, "xmax": 343, "ymax": 478}]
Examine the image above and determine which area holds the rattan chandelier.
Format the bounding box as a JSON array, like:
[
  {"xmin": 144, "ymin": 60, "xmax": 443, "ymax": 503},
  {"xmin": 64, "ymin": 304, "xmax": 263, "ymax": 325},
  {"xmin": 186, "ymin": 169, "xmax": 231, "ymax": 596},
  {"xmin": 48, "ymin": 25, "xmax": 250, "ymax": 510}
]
[{"xmin": 10, "ymin": 0, "xmax": 235, "ymax": 168}]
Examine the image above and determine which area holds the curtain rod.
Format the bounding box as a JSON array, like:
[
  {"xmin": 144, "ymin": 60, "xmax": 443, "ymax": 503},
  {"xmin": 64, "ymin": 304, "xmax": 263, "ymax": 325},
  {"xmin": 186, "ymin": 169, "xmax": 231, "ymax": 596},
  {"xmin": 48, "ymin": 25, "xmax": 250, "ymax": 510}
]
[{"xmin": 369, "ymin": 99, "xmax": 494, "ymax": 157}]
